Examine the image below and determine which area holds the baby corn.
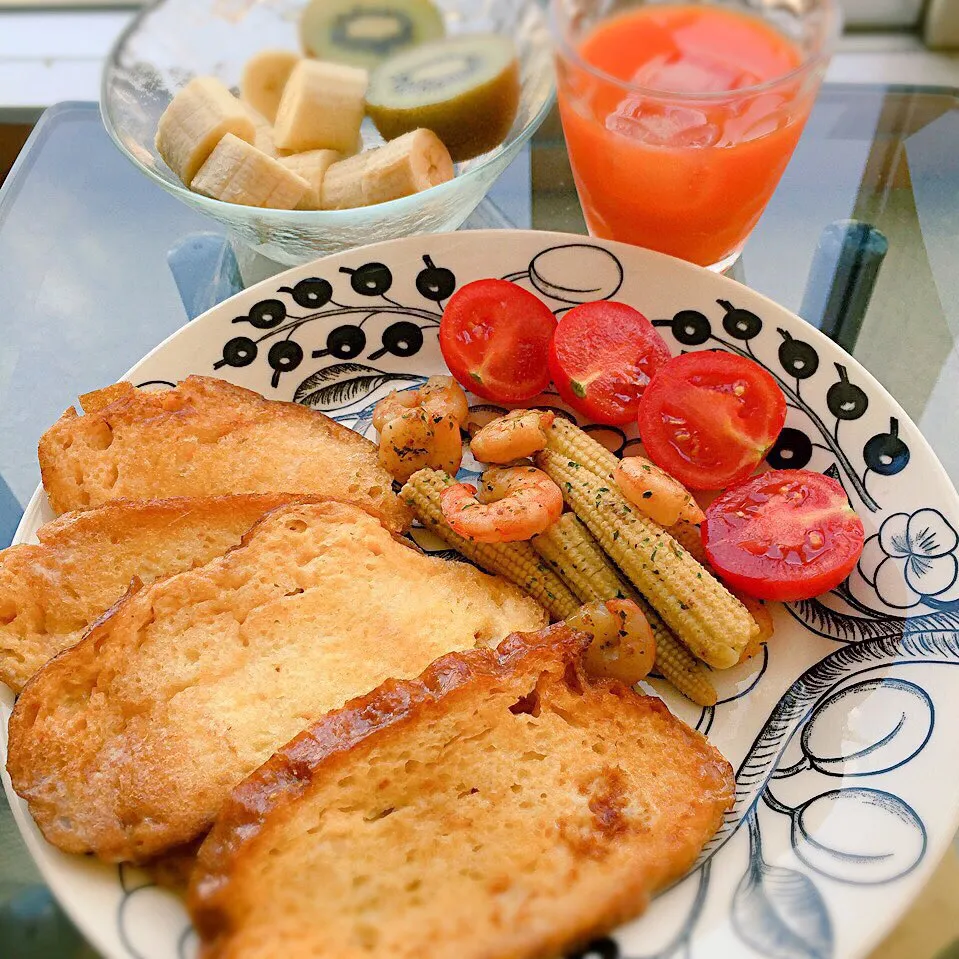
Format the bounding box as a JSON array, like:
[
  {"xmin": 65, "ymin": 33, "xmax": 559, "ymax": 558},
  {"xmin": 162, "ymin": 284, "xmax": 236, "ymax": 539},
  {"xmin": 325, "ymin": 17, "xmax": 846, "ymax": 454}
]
[
  {"xmin": 545, "ymin": 417, "xmax": 619, "ymax": 479},
  {"xmin": 652, "ymin": 626, "xmax": 718, "ymax": 707},
  {"xmin": 535, "ymin": 450, "xmax": 756, "ymax": 669},
  {"xmin": 668, "ymin": 519, "xmax": 776, "ymax": 657},
  {"xmin": 533, "ymin": 514, "xmax": 716, "ymax": 705},
  {"xmin": 626, "ymin": 593, "xmax": 717, "ymax": 706},
  {"xmin": 532, "ymin": 513, "xmax": 629, "ymax": 604},
  {"xmin": 401, "ymin": 468, "xmax": 580, "ymax": 621}
]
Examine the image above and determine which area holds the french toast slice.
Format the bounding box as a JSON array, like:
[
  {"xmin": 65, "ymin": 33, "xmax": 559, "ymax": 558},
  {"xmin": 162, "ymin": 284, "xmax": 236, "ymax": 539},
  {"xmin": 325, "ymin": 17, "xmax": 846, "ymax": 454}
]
[
  {"xmin": 6, "ymin": 501, "xmax": 546, "ymax": 863},
  {"xmin": 38, "ymin": 376, "xmax": 412, "ymax": 532},
  {"xmin": 190, "ymin": 623, "xmax": 734, "ymax": 959},
  {"xmin": 0, "ymin": 494, "xmax": 320, "ymax": 692}
]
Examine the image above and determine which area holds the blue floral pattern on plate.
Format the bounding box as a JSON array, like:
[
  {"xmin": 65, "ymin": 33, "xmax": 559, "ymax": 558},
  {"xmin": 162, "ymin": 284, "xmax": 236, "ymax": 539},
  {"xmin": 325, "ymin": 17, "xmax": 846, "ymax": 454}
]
[{"xmin": 858, "ymin": 510, "xmax": 959, "ymax": 609}]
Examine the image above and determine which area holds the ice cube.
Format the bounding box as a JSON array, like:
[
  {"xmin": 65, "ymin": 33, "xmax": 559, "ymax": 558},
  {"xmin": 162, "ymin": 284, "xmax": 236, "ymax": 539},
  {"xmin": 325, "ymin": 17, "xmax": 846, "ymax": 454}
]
[
  {"xmin": 606, "ymin": 98, "xmax": 721, "ymax": 148},
  {"xmin": 631, "ymin": 52, "xmax": 757, "ymax": 95},
  {"xmin": 730, "ymin": 94, "xmax": 792, "ymax": 142}
]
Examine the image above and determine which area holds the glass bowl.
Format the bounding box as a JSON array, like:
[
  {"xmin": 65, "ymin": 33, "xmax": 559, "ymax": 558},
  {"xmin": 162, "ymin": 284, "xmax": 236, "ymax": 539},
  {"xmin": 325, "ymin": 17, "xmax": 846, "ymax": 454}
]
[{"xmin": 101, "ymin": 0, "xmax": 554, "ymax": 267}]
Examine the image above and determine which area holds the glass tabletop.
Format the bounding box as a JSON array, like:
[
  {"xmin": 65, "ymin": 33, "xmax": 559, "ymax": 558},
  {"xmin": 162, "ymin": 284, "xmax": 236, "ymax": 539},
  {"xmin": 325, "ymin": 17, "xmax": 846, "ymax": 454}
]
[{"xmin": 0, "ymin": 86, "xmax": 957, "ymax": 957}]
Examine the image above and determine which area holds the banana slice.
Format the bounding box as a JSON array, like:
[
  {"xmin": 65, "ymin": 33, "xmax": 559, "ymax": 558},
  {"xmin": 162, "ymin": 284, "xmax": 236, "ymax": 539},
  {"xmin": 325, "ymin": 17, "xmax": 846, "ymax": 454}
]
[
  {"xmin": 362, "ymin": 128, "xmax": 453, "ymax": 205},
  {"xmin": 240, "ymin": 49, "xmax": 300, "ymax": 123},
  {"xmin": 273, "ymin": 59, "xmax": 368, "ymax": 154},
  {"xmin": 279, "ymin": 149, "xmax": 341, "ymax": 209},
  {"xmin": 241, "ymin": 103, "xmax": 279, "ymax": 158},
  {"xmin": 156, "ymin": 77, "xmax": 256, "ymax": 185},
  {"xmin": 191, "ymin": 134, "xmax": 310, "ymax": 209},
  {"xmin": 320, "ymin": 152, "xmax": 370, "ymax": 210},
  {"xmin": 320, "ymin": 128, "xmax": 452, "ymax": 209}
]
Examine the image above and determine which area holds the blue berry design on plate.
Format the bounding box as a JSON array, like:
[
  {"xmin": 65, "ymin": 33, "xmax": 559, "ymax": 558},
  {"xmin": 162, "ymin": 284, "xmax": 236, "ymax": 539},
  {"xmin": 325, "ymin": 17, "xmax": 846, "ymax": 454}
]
[
  {"xmin": 212, "ymin": 258, "xmax": 453, "ymax": 403},
  {"xmin": 652, "ymin": 303, "xmax": 911, "ymax": 513}
]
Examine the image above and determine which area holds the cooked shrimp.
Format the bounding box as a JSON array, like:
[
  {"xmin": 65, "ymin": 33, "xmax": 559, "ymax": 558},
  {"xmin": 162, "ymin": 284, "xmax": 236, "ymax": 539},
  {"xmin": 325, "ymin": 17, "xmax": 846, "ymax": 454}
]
[
  {"xmin": 417, "ymin": 375, "xmax": 469, "ymax": 424},
  {"xmin": 372, "ymin": 390, "xmax": 418, "ymax": 432},
  {"xmin": 566, "ymin": 599, "xmax": 655, "ymax": 686},
  {"xmin": 378, "ymin": 409, "xmax": 463, "ymax": 483},
  {"xmin": 614, "ymin": 456, "xmax": 705, "ymax": 527},
  {"xmin": 373, "ymin": 376, "xmax": 468, "ymax": 432},
  {"xmin": 469, "ymin": 409, "xmax": 555, "ymax": 465},
  {"xmin": 373, "ymin": 376, "xmax": 469, "ymax": 481},
  {"xmin": 440, "ymin": 466, "xmax": 563, "ymax": 543}
]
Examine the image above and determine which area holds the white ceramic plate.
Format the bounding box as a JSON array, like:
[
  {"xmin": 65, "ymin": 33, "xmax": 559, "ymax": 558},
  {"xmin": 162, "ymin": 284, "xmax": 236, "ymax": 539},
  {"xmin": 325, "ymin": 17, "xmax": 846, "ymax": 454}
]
[{"xmin": 3, "ymin": 231, "xmax": 959, "ymax": 959}]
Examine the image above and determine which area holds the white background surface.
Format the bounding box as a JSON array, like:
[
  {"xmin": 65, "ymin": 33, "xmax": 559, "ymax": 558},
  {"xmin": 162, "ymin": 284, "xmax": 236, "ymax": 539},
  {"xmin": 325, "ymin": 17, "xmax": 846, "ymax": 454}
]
[{"xmin": 0, "ymin": 8, "xmax": 959, "ymax": 116}]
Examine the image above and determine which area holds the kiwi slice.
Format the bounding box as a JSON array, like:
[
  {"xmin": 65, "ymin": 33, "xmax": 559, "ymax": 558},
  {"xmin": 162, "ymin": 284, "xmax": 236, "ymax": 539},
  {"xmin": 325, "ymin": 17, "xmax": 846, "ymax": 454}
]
[
  {"xmin": 300, "ymin": 0, "xmax": 445, "ymax": 70},
  {"xmin": 367, "ymin": 34, "xmax": 521, "ymax": 163}
]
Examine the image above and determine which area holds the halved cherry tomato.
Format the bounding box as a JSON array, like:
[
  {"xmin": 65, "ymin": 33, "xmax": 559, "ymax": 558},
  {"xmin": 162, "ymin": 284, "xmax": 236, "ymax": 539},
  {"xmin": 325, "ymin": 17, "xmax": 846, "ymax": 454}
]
[
  {"xmin": 439, "ymin": 279, "xmax": 556, "ymax": 402},
  {"xmin": 702, "ymin": 469, "xmax": 865, "ymax": 602},
  {"xmin": 637, "ymin": 351, "xmax": 786, "ymax": 489},
  {"xmin": 548, "ymin": 301, "xmax": 672, "ymax": 425}
]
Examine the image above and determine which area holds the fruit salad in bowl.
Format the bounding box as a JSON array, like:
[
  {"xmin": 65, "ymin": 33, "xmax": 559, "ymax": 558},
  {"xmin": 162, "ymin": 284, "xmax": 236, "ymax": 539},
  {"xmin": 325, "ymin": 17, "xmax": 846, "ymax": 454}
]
[{"xmin": 101, "ymin": 0, "xmax": 553, "ymax": 266}]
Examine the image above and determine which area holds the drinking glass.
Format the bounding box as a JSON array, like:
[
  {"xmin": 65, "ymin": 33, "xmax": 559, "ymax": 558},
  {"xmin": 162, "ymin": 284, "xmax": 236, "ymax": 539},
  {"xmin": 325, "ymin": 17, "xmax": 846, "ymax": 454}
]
[{"xmin": 550, "ymin": 0, "xmax": 841, "ymax": 271}]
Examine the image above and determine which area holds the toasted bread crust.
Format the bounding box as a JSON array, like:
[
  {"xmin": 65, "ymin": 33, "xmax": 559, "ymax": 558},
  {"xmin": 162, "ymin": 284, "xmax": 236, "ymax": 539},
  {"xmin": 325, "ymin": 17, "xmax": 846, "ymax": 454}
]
[
  {"xmin": 189, "ymin": 625, "xmax": 734, "ymax": 959},
  {"xmin": 78, "ymin": 381, "xmax": 135, "ymax": 414},
  {"xmin": 0, "ymin": 494, "xmax": 322, "ymax": 692},
  {"xmin": 38, "ymin": 375, "xmax": 411, "ymax": 532},
  {"xmin": 6, "ymin": 502, "xmax": 546, "ymax": 863},
  {"xmin": 192, "ymin": 626, "xmax": 587, "ymax": 911}
]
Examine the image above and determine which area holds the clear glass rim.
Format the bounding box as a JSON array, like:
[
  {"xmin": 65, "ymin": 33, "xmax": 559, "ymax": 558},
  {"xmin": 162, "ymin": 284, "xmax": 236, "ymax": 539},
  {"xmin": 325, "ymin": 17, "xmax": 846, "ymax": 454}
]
[
  {"xmin": 98, "ymin": 0, "xmax": 557, "ymax": 222},
  {"xmin": 548, "ymin": 0, "xmax": 843, "ymax": 102}
]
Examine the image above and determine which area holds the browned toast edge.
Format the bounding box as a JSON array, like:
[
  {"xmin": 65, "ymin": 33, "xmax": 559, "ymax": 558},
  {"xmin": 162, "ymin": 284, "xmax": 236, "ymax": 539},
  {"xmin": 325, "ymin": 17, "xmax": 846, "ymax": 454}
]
[
  {"xmin": 188, "ymin": 623, "xmax": 590, "ymax": 940},
  {"xmin": 32, "ymin": 493, "xmax": 325, "ymax": 545}
]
